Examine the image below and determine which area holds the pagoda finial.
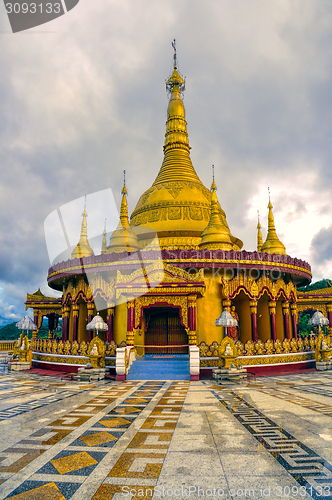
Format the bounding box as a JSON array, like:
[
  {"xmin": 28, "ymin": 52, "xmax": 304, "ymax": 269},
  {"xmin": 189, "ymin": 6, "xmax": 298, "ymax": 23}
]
[
  {"xmin": 261, "ymin": 192, "xmax": 286, "ymax": 255},
  {"xmin": 107, "ymin": 176, "xmax": 139, "ymax": 254},
  {"xmin": 166, "ymin": 40, "xmax": 185, "ymax": 94},
  {"xmin": 199, "ymin": 177, "xmax": 233, "ymax": 250},
  {"xmin": 122, "ymin": 170, "xmax": 127, "ymax": 195},
  {"xmin": 120, "ymin": 172, "xmax": 129, "ymax": 227},
  {"xmin": 211, "ymin": 164, "xmax": 217, "ymax": 190},
  {"xmin": 257, "ymin": 210, "xmax": 263, "ymax": 252},
  {"xmin": 71, "ymin": 197, "xmax": 94, "ymax": 258},
  {"xmin": 101, "ymin": 219, "xmax": 107, "ymax": 254}
]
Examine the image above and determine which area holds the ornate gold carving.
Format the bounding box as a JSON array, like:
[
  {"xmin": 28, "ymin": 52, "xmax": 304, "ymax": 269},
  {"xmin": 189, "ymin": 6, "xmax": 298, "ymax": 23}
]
[
  {"xmin": 282, "ymin": 339, "xmax": 291, "ymax": 353},
  {"xmin": 265, "ymin": 339, "xmax": 274, "ymax": 354},
  {"xmin": 221, "ymin": 272, "xmax": 297, "ymax": 302},
  {"xmin": 189, "ymin": 207, "xmax": 203, "ymax": 220},
  {"xmin": 274, "ymin": 339, "xmax": 283, "ymax": 354},
  {"xmin": 254, "ymin": 340, "xmax": 264, "ymax": 355},
  {"xmin": 168, "ymin": 207, "xmax": 182, "ymax": 220},
  {"xmin": 245, "ymin": 340, "xmax": 255, "ymax": 356},
  {"xmin": 71, "ymin": 341, "xmax": 79, "ymax": 356}
]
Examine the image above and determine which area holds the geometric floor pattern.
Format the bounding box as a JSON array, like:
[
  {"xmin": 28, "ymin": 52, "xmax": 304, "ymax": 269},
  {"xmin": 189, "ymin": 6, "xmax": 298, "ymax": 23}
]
[{"xmin": 0, "ymin": 371, "xmax": 332, "ymax": 498}]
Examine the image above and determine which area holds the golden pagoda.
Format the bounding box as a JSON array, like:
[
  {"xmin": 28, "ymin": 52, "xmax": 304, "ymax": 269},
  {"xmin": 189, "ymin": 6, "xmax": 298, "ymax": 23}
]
[
  {"xmin": 27, "ymin": 43, "xmax": 314, "ymax": 380},
  {"xmin": 71, "ymin": 199, "xmax": 94, "ymax": 258},
  {"xmin": 261, "ymin": 193, "xmax": 286, "ymax": 255}
]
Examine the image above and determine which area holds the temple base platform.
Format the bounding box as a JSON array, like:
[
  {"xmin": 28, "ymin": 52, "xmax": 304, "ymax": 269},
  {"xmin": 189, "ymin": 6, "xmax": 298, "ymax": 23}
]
[
  {"xmin": 8, "ymin": 361, "xmax": 30, "ymax": 371},
  {"xmin": 316, "ymin": 360, "xmax": 332, "ymax": 371}
]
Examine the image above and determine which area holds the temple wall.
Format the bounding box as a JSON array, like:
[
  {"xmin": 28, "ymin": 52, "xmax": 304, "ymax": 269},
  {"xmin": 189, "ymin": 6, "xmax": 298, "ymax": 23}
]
[
  {"xmin": 114, "ymin": 301, "xmax": 127, "ymax": 344},
  {"xmin": 257, "ymin": 292, "xmax": 270, "ymax": 342},
  {"xmin": 233, "ymin": 291, "xmax": 251, "ymax": 344},
  {"xmin": 196, "ymin": 274, "xmax": 223, "ymax": 344},
  {"xmin": 78, "ymin": 301, "xmax": 88, "ymax": 342}
]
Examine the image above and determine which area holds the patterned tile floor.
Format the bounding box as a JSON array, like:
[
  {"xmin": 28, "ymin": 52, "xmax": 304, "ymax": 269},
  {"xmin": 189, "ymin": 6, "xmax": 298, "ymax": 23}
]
[{"xmin": 0, "ymin": 371, "xmax": 332, "ymax": 498}]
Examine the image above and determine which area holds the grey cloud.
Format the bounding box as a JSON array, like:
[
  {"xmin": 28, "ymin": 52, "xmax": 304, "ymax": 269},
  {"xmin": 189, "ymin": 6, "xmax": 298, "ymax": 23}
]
[{"xmin": 1, "ymin": 0, "xmax": 332, "ymax": 321}]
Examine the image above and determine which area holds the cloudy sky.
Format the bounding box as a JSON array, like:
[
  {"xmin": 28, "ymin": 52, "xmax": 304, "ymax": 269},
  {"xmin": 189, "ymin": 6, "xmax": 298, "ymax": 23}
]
[{"xmin": 0, "ymin": 0, "xmax": 332, "ymax": 325}]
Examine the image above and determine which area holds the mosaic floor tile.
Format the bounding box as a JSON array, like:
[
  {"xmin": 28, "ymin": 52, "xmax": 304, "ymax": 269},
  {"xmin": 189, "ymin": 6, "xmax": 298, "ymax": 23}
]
[
  {"xmin": 78, "ymin": 431, "xmax": 118, "ymax": 447},
  {"xmin": 92, "ymin": 483, "xmax": 154, "ymax": 500},
  {"xmin": 8, "ymin": 481, "xmax": 66, "ymax": 500},
  {"xmin": 37, "ymin": 450, "xmax": 106, "ymax": 477},
  {"xmin": 7, "ymin": 480, "xmax": 82, "ymax": 500},
  {"xmin": 51, "ymin": 451, "xmax": 98, "ymax": 474},
  {"xmin": 128, "ymin": 431, "xmax": 172, "ymax": 449},
  {"xmin": 110, "ymin": 406, "xmax": 143, "ymax": 415},
  {"xmin": 97, "ymin": 417, "xmax": 133, "ymax": 428},
  {"xmin": 108, "ymin": 452, "xmax": 166, "ymax": 478}
]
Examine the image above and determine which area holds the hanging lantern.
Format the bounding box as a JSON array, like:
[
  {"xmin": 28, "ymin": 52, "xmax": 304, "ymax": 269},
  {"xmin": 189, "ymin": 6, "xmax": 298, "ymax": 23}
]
[
  {"xmin": 308, "ymin": 310, "xmax": 329, "ymax": 326},
  {"xmin": 16, "ymin": 316, "xmax": 37, "ymax": 332},
  {"xmin": 215, "ymin": 310, "xmax": 238, "ymax": 338},
  {"xmin": 86, "ymin": 314, "xmax": 108, "ymax": 337}
]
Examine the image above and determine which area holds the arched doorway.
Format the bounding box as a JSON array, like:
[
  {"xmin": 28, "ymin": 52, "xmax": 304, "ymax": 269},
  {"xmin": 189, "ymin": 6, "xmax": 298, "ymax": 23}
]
[{"xmin": 144, "ymin": 307, "xmax": 188, "ymax": 354}]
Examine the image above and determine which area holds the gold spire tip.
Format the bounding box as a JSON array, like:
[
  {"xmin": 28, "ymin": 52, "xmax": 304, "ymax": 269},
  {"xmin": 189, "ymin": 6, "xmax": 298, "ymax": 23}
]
[
  {"xmin": 122, "ymin": 170, "xmax": 127, "ymax": 195},
  {"xmin": 211, "ymin": 165, "xmax": 217, "ymax": 190}
]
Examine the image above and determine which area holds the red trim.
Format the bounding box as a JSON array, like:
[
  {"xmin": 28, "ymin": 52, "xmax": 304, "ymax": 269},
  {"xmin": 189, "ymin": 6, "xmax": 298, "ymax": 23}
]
[
  {"xmin": 199, "ymin": 360, "xmax": 315, "ymax": 379},
  {"xmin": 32, "ymin": 360, "xmax": 80, "ymax": 373},
  {"xmin": 116, "ymin": 374, "xmax": 126, "ymax": 381},
  {"xmin": 137, "ymin": 303, "xmax": 185, "ymax": 329},
  {"xmin": 190, "ymin": 374, "xmax": 199, "ymax": 381}
]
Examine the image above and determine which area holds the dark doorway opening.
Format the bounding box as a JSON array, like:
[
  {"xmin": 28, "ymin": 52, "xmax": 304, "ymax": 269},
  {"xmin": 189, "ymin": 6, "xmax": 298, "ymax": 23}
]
[{"xmin": 144, "ymin": 307, "xmax": 188, "ymax": 354}]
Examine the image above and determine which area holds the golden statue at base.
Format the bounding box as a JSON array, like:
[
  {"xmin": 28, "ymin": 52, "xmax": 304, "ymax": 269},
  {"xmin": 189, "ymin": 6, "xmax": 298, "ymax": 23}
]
[
  {"xmin": 12, "ymin": 334, "xmax": 30, "ymax": 363},
  {"xmin": 87, "ymin": 336, "xmax": 105, "ymax": 368},
  {"xmin": 218, "ymin": 336, "xmax": 238, "ymax": 369}
]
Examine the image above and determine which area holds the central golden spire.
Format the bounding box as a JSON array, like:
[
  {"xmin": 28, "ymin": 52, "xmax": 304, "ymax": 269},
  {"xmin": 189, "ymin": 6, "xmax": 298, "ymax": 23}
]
[
  {"xmin": 130, "ymin": 43, "xmax": 242, "ymax": 250},
  {"xmin": 152, "ymin": 42, "xmax": 201, "ymax": 186}
]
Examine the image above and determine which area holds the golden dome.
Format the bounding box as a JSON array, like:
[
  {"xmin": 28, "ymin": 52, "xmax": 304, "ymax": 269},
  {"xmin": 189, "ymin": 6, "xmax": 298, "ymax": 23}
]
[
  {"xmin": 107, "ymin": 177, "xmax": 140, "ymax": 254},
  {"xmin": 130, "ymin": 46, "xmax": 242, "ymax": 250},
  {"xmin": 71, "ymin": 203, "xmax": 94, "ymax": 259},
  {"xmin": 261, "ymin": 199, "xmax": 286, "ymax": 255},
  {"xmin": 199, "ymin": 179, "xmax": 234, "ymax": 250}
]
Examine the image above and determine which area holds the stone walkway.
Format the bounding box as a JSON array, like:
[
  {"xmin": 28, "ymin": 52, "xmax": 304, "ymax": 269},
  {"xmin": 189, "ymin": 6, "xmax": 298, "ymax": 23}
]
[{"xmin": 0, "ymin": 370, "xmax": 331, "ymax": 499}]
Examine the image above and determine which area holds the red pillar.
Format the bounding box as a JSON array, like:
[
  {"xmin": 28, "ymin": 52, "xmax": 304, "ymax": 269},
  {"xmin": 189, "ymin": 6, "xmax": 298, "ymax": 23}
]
[
  {"xmin": 290, "ymin": 303, "xmax": 298, "ymax": 339},
  {"xmin": 282, "ymin": 301, "xmax": 290, "ymax": 339},
  {"xmin": 72, "ymin": 304, "xmax": 79, "ymax": 343},
  {"xmin": 62, "ymin": 306, "xmax": 70, "ymax": 342},
  {"xmin": 249, "ymin": 300, "xmax": 258, "ymax": 342},
  {"xmin": 126, "ymin": 297, "xmax": 135, "ymax": 346},
  {"xmin": 187, "ymin": 294, "xmax": 197, "ymax": 345},
  {"xmin": 269, "ymin": 301, "xmax": 277, "ymax": 341}
]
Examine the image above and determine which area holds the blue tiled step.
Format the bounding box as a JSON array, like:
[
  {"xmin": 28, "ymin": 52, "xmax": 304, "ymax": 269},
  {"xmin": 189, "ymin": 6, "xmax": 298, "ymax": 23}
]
[{"xmin": 126, "ymin": 355, "xmax": 190, "ymax": 381}]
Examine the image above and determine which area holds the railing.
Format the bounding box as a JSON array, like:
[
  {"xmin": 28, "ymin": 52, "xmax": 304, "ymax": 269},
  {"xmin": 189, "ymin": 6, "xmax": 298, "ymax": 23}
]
[
  {"xmin": 0, "ymin": 341, "xmax": 16, "ymax": 352},
  {"xmin": 198, "ymin": 335, "xmax": 323, "ymax": 358},
  {"xmin": 30, "ymin": 338, "xmax": 124, "ymax": 357}
]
